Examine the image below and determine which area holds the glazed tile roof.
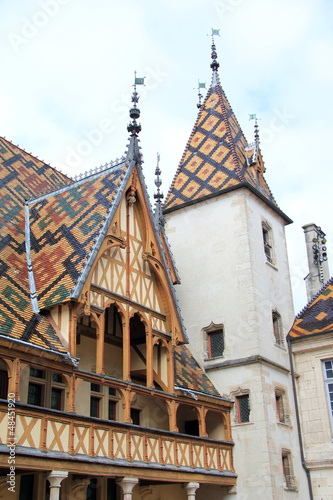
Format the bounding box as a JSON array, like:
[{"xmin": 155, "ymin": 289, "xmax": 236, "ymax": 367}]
[
  {"xmin": 175, "ymin": 344, "xmax": 220, "ymax": 397},
  {"xmin": 28, "ymin": 164, "xmax": 127, "ymax": 310},
  {"xmin": 288, "ymin": 277, "xmax": 333, "ymax": 340},
  {"xmin": 0, "ymin": 137, "xmax": 72, "ymax": 351},
  {"xmin": 164, "ymin": 74, "xmax": 278, "ymax": 214}
]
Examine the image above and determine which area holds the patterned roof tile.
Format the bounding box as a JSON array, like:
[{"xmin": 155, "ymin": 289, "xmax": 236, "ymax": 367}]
[
  {"xmin": 175, "ymin": 344, "xmax": 220, "ymax": 397},
  {"xmin": 164, "ymin": 75, "xmax": 277, "ymax": 213},
  {"xmin": 288, "ymin": 278, "xmax": 333, "ymax": 339}
]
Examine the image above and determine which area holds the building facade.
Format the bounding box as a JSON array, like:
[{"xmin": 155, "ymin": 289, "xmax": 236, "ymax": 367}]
[
  {"xmin": 288, "ymin": 278, "xmax": 333, "ymax": 500},
  {"xmin": 0, "ymin": 91, "xmax": 236, "ymax": 499},
  {"xmin": 163, "ymin": 42, "xmax": 310, "ymax": 499}
]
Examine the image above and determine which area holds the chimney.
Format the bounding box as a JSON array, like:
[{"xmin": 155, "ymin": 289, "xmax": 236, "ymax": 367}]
[{"xmin": 303, "ymin": 223, "xmax": 330, "ymax": 302}]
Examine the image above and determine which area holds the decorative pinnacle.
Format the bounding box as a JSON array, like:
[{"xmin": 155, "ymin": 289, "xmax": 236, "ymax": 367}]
[
  {"xmin": 196, "ymin": 81, "xmax": 206, "ymax": 109},
  {"xmin": 127, "ymin": 71, "xmax": 145, "ymax": 136},
  {"xmin": 210, "ymin": 28, "xmax": 220, "ymax": 72},
  {"xmin": 154, "ymin": 153, "xmax": 165, "ymax": 228}
]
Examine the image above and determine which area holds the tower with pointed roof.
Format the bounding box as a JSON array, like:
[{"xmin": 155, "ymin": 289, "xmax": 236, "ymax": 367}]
[{"xmin": 164, "ymin": 38, "xmax": 310, "ymax": 499}]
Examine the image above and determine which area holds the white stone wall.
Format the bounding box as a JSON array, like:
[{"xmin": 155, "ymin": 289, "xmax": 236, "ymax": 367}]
[
  {"xmin": 165, "ymin": 188, "xmax": 310, "ymax": 499},
  {"xmin": 292, "ymin": 334, "xmax": 333, "ymax": 500}
]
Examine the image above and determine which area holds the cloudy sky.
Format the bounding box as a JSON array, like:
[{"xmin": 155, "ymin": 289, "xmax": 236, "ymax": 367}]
[{"xmin": 1, "ymin": 0, "xmax": 332, "ymax": 314}]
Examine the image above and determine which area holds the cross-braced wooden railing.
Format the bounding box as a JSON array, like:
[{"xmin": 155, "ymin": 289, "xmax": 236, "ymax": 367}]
[{"xmin": 0, "ymin": 402, "xmax": 235, "ymax": 474}]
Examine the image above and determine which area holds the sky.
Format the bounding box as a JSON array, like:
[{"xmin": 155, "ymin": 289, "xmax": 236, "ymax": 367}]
[{"xmin": 0, "ymin": 0, "xmax": 332, "ymax": 315}]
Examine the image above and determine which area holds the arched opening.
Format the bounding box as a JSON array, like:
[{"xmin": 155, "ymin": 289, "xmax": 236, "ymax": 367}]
[
  {"xmin": 130, "ymin": 313, "xmax": 147, "ymax": 385},
  {"xmin": 76, "ymin": 313, "xmax": 98, "ymax": 372},
  {"xmin": 176, "ymin": 404, "xmax": 200, "ymax": 436},
  {"xmin": 103, "ymin": 304, "xmax": 123, "ymax": 379},
  {"xmin": 206, "ymin": 410, "xmax": 226, "ymax": 440},
  {"xmin": 130, "ymin": 393, "xmax": 169, "ymax": 431}
]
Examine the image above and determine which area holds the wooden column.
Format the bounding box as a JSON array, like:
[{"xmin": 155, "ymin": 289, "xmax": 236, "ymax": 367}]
[
  {"xmin": 123, "ymin": 305, "xmax": 131, "ymax": 382},
  {"xmin": 6, "ymin": 358, "xmax": 28, "ymax": 401},
  {"xmin": 95, "ymin": 313, "xmax": 105, "ymax": 375},
  {"xmin": 146, "ymin": 315, "xmax": 154, "ymax": 388},
  {"xmin": 68, "ymin": 302, "xmax": 80, "ymax": 358},
  {"xmin": 198, "ymin": 406, "xmax": 208, "ymax": 437},
  {"xmin": 166, "ymin": 399, "xmax": 179, "ymax": 433}
]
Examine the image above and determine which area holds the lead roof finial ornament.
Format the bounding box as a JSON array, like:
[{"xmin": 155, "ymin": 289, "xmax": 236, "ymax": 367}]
[
  {"xmin": 210, "ymin": 28, "xmax": 220, "ymax": 72},
  {"xmin": 196, "ymin": 81, "xmax": 206, "ymax": 109},
  {"xmin": 154, "ymin": 153, "xmax": 165, "ymax": 228},
  {"xmin": 127, "ymin": 71, "xmax": 145, "ymax": 137}
]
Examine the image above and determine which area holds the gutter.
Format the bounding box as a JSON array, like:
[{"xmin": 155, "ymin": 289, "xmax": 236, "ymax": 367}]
[{"xmin": 287, "ymin": 338, "xmax": 313, "ymax": 500}]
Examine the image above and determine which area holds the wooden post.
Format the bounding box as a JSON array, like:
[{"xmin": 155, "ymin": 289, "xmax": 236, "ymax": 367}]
[
  {"xmin": 95, "ymin": 313, "xmax": 105, "ymax": 374},
  {"xmin": 146, "ymin": 314, "xmax": 154, "ymax": 388},
  {"xmin": 123, "ymin": 305, "xmax": 131, "ymax": 382}
]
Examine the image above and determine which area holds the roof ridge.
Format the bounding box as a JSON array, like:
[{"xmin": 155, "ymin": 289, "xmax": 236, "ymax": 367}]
[
  {"xmin": 164, "ymin": 95, "xmax": 209, "ymax": 206},
  {"xmin": 295, "ymin": 275, "xmax": 333, "ymax": 319},
  {"xmin": 214, "ymin": 81, "xmax": 246, "ymax": 183},
  {"xmin": 0, "ymin": 136, "xmax": 71, "ymax": 181},
  {"xmin": 27, "ymin": 157, "xmax": 128, "ymax": 204}
]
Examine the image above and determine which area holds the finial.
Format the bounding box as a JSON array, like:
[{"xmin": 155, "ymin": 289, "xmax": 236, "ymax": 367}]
[
  {"xmin": 154, "ymin": 153, "xmax": 165, "ymax": 228},
  {"xmin": 127, "ymin": 71, "xmax": 145, "ymax": 136},
  {"xmin": 312, "ymin": 226, "xmax": 328, "ymax": 283},
  {"xmin": 196, "ymin": 81, "xmax": 206, "ymax": 109},
  {"xmin": 210, "ymin": 28, "xmax": 220, "ymax": 71}
]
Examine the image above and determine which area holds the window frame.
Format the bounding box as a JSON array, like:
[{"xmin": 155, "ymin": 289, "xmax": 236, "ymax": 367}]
[
  {"xmin": 207, "ymin": 329, "xmax": 224, "ymax": 359},
  {"xmin": 282, "ymin": 450, "xmax": 297, "ymax": 490},
  {"xmin": 272, "ymin": 310, "xmax": 284, "ymax": 347},
  {"xmin": 323, "ymin": 359, "xmax": 333, "ymax": 433},
  {"xmin": 236, "ymin": 394, "xmax": 250, "ymax": 424},
  {"xmin": 27, "ymin": 369, "xmax": 65, "ymax": 410},
  {"xmin": 262, "ymin": 221, "xmax": 275, "ymax": 265}
]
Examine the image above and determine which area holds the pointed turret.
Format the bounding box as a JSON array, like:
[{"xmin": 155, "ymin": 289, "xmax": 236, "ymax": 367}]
[{"xmin": 164, "ymin": 39, "xmax": 290, "ymax": 223}]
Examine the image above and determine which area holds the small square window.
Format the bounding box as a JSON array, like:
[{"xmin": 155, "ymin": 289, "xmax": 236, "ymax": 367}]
[
  {"xmin": 28, "ymin": 383, "xmax": 43, "ymax": 407},
  {"xmin": 236, "ymin": 395, "xmax": 250, "ymax": 423},
  {"xmin": 208, "ymin": 330, "xmax": 224, "ymax": 358},
  {"xmin": 91, "ymin": 383, "xmax": 100, "ymax": 393},
  {"xmin": 30, "ymin": 368, "xmax": 44, "ymax": 378},
  {"xmin": 108, "ymin": 400, "xmax": 116, "ymax": 421}
]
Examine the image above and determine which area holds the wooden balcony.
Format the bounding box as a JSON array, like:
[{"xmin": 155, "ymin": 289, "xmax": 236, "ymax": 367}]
[{"xmin": 0, "ymin": 401, "xmax": 235, "ymax": 482}]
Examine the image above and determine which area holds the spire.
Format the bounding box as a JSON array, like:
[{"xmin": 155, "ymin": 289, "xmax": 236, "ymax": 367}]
[
  {"xmin": 164, "ymin": 37, "xmax": 285, "ymax": 219},
  {"xmin": 196, "ymin": 81, "xmax": 206, "ymax": 109},
  {"xmin": 127, "ymin": 72, "xmax": 144, "ymax": 137},
  {"xmin": 154, "ymin": 153, "xmax": 165, "ymax": 228},
  {"xmin": 127, "ymin": 73, "xmax": 145, "ymax": 163}
]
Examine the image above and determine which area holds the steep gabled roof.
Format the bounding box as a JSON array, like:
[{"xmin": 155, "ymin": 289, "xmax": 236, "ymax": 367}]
[
  {"xmin": 288, "ymin": 277, "xmax": 333, "ymax": 340},
  {"xmin": 27, "ymin": 160, "xmax": 128, "ymax": 310},
  {"xmin": 164, "ymin": 44, "xmax": 291, "ymax": 224},
  {"xmin": 0, "ymin": 137, "xmax": 72, "ymax": 352}
]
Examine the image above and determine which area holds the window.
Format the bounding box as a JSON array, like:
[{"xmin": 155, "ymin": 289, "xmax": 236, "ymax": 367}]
[
  {"xmin": 275, "ymin": 390, "xmax": 289, "ymax": 424},
  {"xmin": 90, "ymin": 383, "xmax": 102, "ymax": 418},
  {"xmin": 262, "ymin": 221, "xmax": 274, "ymax": 264},
  {"xmin": 272, "ymin": 311, "xmax": 284, "ymax": 346},
  {"xmin": 208, "ymin": 330, "xmax": 224, "ymax": 358},
  {"xmin": 282, "ymin": 451, "xmax": 296, "ymax": 489},
  {"xmin": 236, "ymin": 394, "xmax": 250, "ymax": 423},
  {"xmin": 27, "ymin": 369, "xmax": 65, "ymax": 410},
  {"xmin": 203, "ymin": 322, "xmax": 224, "ymax": 360},
  {"xmin": 323, "ymin": 359, "xmax": 333, "ymax": 431}
]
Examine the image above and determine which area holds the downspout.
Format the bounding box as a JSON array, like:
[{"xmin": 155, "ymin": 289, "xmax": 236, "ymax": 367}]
[{"xmin": 287, "ymin": 338, "xmax": 313, "ymax": 500}]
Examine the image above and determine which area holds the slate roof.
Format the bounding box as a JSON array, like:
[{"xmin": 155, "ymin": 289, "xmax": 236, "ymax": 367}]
[
  {"xmin": 164, "ymin": 66, "xmax": 290, "ymax": 224},
  {"xmin": 288, "ymin": 277, "xmax": 333, "ymax": 340}
]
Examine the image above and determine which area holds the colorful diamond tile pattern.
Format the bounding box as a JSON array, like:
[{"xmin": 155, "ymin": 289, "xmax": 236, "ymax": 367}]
[
  {"xmin": 164, "ymin": 83, "xmax": 276, "ymax": 211},
  {"xmin": 29, "ymin": 167, "xmax": 126, "ymax": 310},
  {"xmin": 289, "ymin": 278, "xmax": 333, "ymax": 339},
  {"xmin": 174, "ymin": 344, "xmax": 220, "ymax": 397},
  {"xmin": 0, "ymin": 137, "xmax": 72, "ymax": 351}
]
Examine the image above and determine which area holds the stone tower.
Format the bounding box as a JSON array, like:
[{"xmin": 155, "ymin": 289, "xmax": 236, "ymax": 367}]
[{"xmin": 163, "ymin": 39, "xmax": 310, "ymax": 499}]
